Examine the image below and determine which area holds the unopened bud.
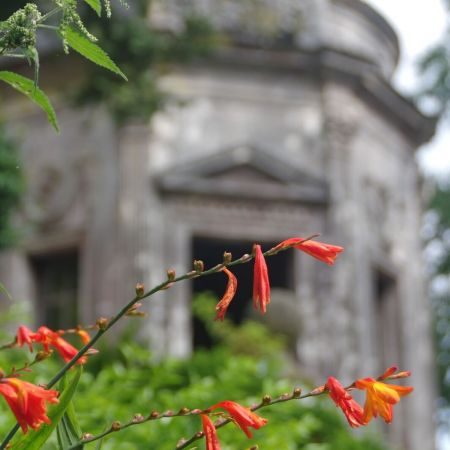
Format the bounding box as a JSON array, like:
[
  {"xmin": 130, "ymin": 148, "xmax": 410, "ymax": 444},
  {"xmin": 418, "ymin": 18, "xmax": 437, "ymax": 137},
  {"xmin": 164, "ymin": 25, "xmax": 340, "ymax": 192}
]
[
  {"xmin": 164, "ymin": 410, "xmax": 174, "ymax": 417},
  {"xmin": 262, "ymin": 395, "xmax": 271, "ymax": 405},
  {"xmin": 167, "ymin": 269, "xmax": 176, "ymax": 281},
  {"xmin": 150, "ymin": 410, "xmax": 159, "ymax": 419},
  {"xmin": 132, "ymin": 414, "xmax": 144, "ymax": 423},
  {"xmin": 0, "ymin": 368, "xmax": 5, "ymax": 378},
  {"xmin": 223, "ymin": 251, "xmax": 232, "ymax": 264},
  {"xmin": 195, "ymin": 431, "xmax": 204, "ymax": 438},
  {"xmin": 110, "ymin": 421, "xmax": 121, "ymax": 431},
  {"xmin": 35, "ymin": 350, "xmax": 52, "ymax": 362},
  {"xmin": 96, "ymin": 317, "xmax": 109, "ymax": 331},
  {"xmin": 193, "ymin": 260, "xmax": 204, "ymax": 273},
  {"xmin": 81, "ymin": 433, "xmax": 94, "ymax": 441},
  {"xmin": 135, "ymin": 283, "xmax": 145, "ymax": 297},
  {"xmin": 178, "ymin": 407, "xmax": 190, "ymax": 415},
  {"xmin": 293, "ymin": 387, "xmax": 302, "ymax": 398}
]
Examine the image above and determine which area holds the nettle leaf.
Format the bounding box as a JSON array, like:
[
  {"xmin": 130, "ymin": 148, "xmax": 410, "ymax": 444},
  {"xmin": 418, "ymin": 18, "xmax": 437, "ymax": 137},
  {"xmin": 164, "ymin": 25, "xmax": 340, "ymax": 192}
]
[
  {"xmin": 83, "ymin": 0, "xmax": 102, "ymax": 16},
  {"xmin": 0, "ymin": 71, "xmax": 59, "ymax": 132},
  {"xmin": 65, "ymin": 27, "xmax": 127, "ymax": 80},
  {"xmin": 56, "ymin": 370, "xmax": 84, "ymax": 450},
  {"xmin": 13, "ymin": 366, "xmax": 83, "ymax": 450}
]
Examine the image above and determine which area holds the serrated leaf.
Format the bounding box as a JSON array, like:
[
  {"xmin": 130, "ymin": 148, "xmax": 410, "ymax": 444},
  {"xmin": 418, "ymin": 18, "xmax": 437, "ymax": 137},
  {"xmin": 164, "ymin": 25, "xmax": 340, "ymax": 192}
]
[
  {"xmin": 13, "ymin": 366, "xmax": 83, "ymax": 450},
  {"xmin": 0, "ymin": 71, "xmax": 59, "ymax": 132},
  {"xmin": 65, "ymin": 27, "xmax": 127, "ymax": 81},
  {"xmin": 83, "ymin": 0, "xmax": 102, "ymax": 16}
]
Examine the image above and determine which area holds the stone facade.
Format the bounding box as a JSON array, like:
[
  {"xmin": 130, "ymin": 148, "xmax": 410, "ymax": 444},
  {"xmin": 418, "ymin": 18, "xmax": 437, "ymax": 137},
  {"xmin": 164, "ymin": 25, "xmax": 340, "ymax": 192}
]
[{"xmin": 0, "ymin": 0, "xmax": 436, "ymax": 449}]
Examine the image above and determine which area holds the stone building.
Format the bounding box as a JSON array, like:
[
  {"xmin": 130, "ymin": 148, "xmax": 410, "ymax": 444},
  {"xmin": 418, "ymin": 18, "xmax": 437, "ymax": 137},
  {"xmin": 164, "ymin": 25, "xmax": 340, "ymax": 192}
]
[{"xmin": 0, "ymin": 0, "xmax": 436, "ymax": 449}]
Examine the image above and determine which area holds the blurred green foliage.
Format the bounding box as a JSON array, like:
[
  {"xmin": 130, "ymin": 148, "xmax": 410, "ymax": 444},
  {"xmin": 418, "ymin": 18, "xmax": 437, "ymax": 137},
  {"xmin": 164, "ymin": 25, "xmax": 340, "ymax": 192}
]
[
  {"xmin": 75, "ymin": 0, "xmax": 217, "ymax": 124},
  {"xmin": 0, "ymin": 296, "xmax": 389, "ymax": 450},
  {"xmin": 426, "ymin": 185, "xmax": 450, "ymax": 405},
  {"xmin": 0, "ymin": 124, "xmax": 23, "ymax": 249}
]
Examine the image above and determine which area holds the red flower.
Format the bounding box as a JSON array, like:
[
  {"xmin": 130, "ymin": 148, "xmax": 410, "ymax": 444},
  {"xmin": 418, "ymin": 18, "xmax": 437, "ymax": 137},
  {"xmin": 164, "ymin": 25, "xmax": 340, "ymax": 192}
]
[
  {"xmin": 355, "ymin": 376, "xmax": 413, "ymax": 424},
  {"xmin": 210, "ymin": 400, "xmax": 268, "ymax": 438},
  {"xmin": 276, "ymin": 237, "xmax": 343, "ymax": 265},
  {"xmin": 33, "ymin": 326, "xmax": 86, "ymax": 364},
  {"xmin": 0, "ymin": 378, "xmax": 59, "ymax": 433},
  {"xmin": 326, "ymin": 377, "xmax": 365, "ymax": 428},
  {"xmin": 201, "ymin": 414, "xmax": 221, "ymax": 450},
  {"xmin": 16, "ymin": 326, "xmax": 36, "ymax": 352},
  {"xmin": 253, "ymin": 244, "xmax": 270, "ymax": 314},
  {"xmin": 214, "ymin": 268, "xmax": 238, "ymax": 321}
]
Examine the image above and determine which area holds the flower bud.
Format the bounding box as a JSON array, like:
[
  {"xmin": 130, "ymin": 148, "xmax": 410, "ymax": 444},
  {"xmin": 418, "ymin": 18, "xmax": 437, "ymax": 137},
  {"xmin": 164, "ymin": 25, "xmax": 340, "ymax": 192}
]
[
  {"xmin": 167, "ymin": 269, "xmax": 176, "ymax": 281},
  {"xmin": 96, "ymin": 317, "xmax": 109, "ymax": 331},
  {"xmin": 81, "ymin": 433, "xmax": 94, "ymax": 441},
  {"xmin": 293, "ymin": 387, "xmax": 302, "ymax": 398},
  {"xmin": 223, "ymin": 251, "xmax": 232, "ymax": 264},
  {"xmin": 110, "ymin": 421, "xmax": 121, "ymax": 431},
  {"xmin": 132, "ymin": 414, "xmax": 144, "ymax": 423},
  {"xmin": 262, "ymin": 394, "xmax": 271, "ymax": 405},
  {"xmin": 193, "ymin": 260, "xmax": 204, "ymax": 273},
  {"xmin": 35, "ymin": 350, "xmax": 52, "ymax": 362},
  {"xmin": 150, "ymin": 410, "xmax": 159, "ymax": 419},
  {"xmin": 135, "ymin": 283, "xmax": 145, "ymax": 297},
  {"xmin": 178, "ymin": 407, "xmax": 190, "ymax": 415}
]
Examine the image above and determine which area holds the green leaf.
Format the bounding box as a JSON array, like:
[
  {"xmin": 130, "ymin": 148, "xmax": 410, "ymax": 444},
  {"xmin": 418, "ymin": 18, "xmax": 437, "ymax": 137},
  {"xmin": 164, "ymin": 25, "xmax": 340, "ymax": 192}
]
[
  {"xmin": 56, "ymin": 370, "xmax": 84, "ymax": 449},
  {"xmin": 64, "ymin": 27, "xmax": 127, "ymax": 81},
  {"xmin": 0, "ymin": 71, "xmax": 59, "ymax": 132},
  {"xmin": 13, "ymin": 366, "xmax": 83, "ymax": 450},
  {"xmin": 83, "ymin": 0, "xmax": 102, "ymax": 16}
]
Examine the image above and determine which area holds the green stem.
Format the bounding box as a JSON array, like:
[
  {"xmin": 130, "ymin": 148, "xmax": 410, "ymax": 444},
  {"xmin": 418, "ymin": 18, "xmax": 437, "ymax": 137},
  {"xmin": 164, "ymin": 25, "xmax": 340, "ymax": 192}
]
[
  {"xmin": 0, "ymin": 234, "xmax": 319, "ymax": 448},
  {"xmin": 37, "ymin": 7, "xmax": 62, "ymax": 24}
]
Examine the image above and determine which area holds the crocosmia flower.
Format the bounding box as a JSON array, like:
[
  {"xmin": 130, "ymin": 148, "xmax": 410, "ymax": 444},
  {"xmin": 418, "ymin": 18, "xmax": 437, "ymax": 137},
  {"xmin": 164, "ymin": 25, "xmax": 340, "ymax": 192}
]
[
  {"xmin": 0, "ymin": 378, "xmax": 59, "ymax": 433},
  {"xmin": 210, "ymin": 400, "xmax": 268, "ymax": 438},
  {"xmin": 16, "ymin": 326, "xmax": 36, "ymax": 352},
  {"xmin": 276, "ymin": 237, "xmax": 343, "ymax": 265},
  {"xmin": 215, "ymin": 268, "xmax": 238, "ymax": 321},
  {"xmin": 252, "ymin": 244, "xmax": 270, "ymax": 314},
  {"xmin": 201, "ymin": 414, "xmax": 221, "ymax": 450},
  {"xmin": 355, "ymin": 377, "xmax": 413, "ymax": 424},
  {"xmin": 33, "ymin": 326, "xmax": 86, "ymax": 364},
  {"xmin": 326, "ymin": 376, "xmax": 365, "ymax": 428}
]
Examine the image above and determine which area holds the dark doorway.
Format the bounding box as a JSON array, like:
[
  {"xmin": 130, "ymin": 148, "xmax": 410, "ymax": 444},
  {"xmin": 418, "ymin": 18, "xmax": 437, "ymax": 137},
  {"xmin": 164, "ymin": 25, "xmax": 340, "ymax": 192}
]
[
  {"xmin": 192, "ymin": 237, "xmax": 293, "ymax": 348},
  {"xmin": 31, "ymin": 249, "xmax": 79, "ymax": 329}
]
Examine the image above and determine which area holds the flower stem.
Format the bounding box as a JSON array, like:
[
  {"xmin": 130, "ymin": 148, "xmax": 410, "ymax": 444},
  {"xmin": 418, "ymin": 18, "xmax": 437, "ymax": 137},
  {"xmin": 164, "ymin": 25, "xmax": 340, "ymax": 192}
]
[{"xmin": 0, "ymin": 234, "xmax": 319, "ymax": 448}]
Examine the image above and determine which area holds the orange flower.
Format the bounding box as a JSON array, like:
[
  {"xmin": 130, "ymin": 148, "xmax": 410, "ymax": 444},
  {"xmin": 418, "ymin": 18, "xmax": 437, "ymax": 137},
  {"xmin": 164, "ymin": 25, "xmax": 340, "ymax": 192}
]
[
  {"xmin": 210, "ymin": 400, "xmax": 268, "ymax": 438},
  {"xmin": 76, "ymin": 329, "xmax": 91, "ymax": 345},
  {"xmin": 276, "ymin": 237, "xmax": 343, "ymax": 265},
  {"xmin": 355, "ymin": 377, "xmax": 413, "ymax": 424},
  {"xmin": 252, "ymin": 244, "xmax": 270, "ymax": 314},
  {"xmin": 214, "ymin": 268, "xmax": 238, "ymax": 321},
  {"xmin": 201, "ymin": 414, "xmax": 221, "ymax": 450},
  {"xmin": 16, "ymin": 326, "xmax": 37, "ymax": 352},
  {"xmin": 0, "ymin": 378, "xmax": 59, "ymax": 433},
  {"xmin": 326, "ymin": 377, "xmax": 365, "ymax": 428},
  {"xmin": 33, "ymin": 326, "xmax": 86, "ymax": 364}
]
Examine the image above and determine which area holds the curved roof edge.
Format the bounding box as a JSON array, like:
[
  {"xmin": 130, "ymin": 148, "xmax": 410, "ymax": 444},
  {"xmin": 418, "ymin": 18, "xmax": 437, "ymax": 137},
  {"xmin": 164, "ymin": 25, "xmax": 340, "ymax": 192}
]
[{"xmin": 336, "ymin": 0, "xmax": 400, "ymax": 67}]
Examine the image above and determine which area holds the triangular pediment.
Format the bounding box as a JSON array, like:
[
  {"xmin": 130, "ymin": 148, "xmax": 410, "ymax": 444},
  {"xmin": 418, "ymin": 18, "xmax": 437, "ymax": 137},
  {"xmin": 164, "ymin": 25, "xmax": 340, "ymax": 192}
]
[{"xmin": 157, "ymin": 146, "xmax": 328, "ymax": 204}]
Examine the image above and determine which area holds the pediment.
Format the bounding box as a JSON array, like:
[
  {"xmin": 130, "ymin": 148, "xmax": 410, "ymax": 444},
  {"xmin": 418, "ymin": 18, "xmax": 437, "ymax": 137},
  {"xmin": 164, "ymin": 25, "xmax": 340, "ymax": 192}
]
[{"xmin": 156, "ymin": 146, "xmax": 328, "ymax": 204}]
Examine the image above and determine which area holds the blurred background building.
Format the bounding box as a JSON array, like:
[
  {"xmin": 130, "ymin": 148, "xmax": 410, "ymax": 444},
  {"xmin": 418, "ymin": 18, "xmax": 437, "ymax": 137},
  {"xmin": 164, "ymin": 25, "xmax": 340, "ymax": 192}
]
[{"xmin": 0, "ymin": 1, "xmax": 437, "ymax": 449}]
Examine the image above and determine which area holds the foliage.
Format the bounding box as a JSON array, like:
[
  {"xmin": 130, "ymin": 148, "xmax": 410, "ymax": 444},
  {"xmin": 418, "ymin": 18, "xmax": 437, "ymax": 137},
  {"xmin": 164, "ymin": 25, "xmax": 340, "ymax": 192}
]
[
  {"xmin": 418, "ymin": 0, "xmax": 450, "ymax": 117},
  {"xmin": 0, "ymin": 124, "xmax": 23, "ymax": 249},
  {"xmin": 0, "ymin": 0, "xmax": 129, "ymax": 130},
  {"xmin": 0, "ymin": 298, "xmax": 389, "ymax": 450},
  {"xmin": 425, "ymin": 184, "xmax": 450, "ymax": 405},
  {"xmin": 74, "ymin": 0, "xmax": 216, "ymax": 124}
]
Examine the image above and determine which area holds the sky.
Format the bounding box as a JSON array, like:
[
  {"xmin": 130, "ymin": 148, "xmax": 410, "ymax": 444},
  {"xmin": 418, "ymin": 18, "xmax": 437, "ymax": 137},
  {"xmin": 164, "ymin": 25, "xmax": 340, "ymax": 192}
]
[{"xmin": 365, "ymin": 0, "xmax": 450, "ymax": 180}]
